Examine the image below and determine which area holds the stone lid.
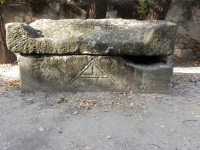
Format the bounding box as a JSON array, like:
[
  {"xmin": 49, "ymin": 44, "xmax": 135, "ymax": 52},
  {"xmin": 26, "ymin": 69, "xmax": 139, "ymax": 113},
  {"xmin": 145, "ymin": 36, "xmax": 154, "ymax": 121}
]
[{"xmin": 6, "ymin": 19, "xmax": 177, "ymax": 56}]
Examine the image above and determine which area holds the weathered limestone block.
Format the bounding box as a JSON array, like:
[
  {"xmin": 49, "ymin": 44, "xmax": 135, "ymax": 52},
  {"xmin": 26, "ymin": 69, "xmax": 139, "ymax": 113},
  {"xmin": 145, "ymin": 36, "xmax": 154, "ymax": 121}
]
[
  {"xmin": 6, "ymin": 19, "xmax": 176, "ymax": 93},
  {"xmin": 19, "ymin": 55, "xmax": 173, "ymax": 93},
  {"xmin": 6, "ymin": 19, "xmax": 177, "ymax": 56}
]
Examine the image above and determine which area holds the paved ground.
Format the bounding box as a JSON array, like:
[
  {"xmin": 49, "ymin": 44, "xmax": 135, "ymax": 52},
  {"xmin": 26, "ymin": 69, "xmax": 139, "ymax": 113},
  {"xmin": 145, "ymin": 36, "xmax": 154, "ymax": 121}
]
[{"xmin": 0, "ymin": 62, "xmax": 200, "ymax": 150}]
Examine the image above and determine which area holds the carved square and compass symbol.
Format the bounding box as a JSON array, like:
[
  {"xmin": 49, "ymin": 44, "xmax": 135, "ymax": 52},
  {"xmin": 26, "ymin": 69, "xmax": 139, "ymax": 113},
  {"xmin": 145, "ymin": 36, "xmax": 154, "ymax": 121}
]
[{"xmin": 67, "ymin": 59, "xmax": 116, "ymax": 86}]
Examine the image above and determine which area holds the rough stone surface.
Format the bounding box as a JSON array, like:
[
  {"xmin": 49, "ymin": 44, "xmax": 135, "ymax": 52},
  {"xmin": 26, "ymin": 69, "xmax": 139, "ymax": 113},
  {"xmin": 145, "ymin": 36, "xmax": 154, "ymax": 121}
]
[
  {"xmin": 6, "ymin": 19, "xmax": 177, "ymax": 56},
  {"xmin": 19, "ymin": 55, "xmax": 173, "ymax": 93},
  {"xmin": 172, "ymin": 49, "xmax": 200, "ymax": 60},
  {"xmin": 173, "ymin": 32, "xmax": 200, "ymax": 60}
]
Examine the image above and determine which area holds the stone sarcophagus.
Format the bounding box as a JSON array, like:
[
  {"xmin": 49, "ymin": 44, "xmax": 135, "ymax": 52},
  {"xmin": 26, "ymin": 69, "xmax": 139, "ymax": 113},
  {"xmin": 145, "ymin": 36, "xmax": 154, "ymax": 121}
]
[{"xmin": 6, "ymin": 19, "xmax": 177, "ymax": 93}]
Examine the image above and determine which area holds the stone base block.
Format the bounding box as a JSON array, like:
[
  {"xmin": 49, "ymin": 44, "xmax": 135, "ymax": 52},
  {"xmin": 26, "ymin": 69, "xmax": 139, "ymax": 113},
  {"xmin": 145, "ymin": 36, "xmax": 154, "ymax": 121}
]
[{"xmin": 19, "ymin": 55, "xmax": 173, "ymax": 93}]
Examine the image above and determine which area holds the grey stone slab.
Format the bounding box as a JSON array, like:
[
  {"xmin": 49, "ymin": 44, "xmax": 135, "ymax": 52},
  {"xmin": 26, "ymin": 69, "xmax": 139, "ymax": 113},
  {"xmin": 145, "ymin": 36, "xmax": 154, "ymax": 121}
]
[
  {"xmin": 6, "ymin": 19, "xmax": 177, "ymax": 56},
  {"xmin": 19, "ymin": 55, "xmax": 173, "ymax": 93}
]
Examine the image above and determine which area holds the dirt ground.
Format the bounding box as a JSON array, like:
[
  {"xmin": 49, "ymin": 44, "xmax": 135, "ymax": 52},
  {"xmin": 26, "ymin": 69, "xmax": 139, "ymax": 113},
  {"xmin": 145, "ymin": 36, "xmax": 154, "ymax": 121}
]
[{"xmin": 0, "ymin": 61, "xmax": 200, "ymax": 150}]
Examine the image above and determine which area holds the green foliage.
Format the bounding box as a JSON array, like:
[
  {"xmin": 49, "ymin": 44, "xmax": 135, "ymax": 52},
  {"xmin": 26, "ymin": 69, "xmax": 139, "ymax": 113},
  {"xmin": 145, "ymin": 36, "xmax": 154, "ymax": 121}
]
[
  {"xmin": 0, "ymin": 0, "xmax": 5, "ymax": 4},
  {"xmin": 137, "ymin": 0, "xmax": 150, "ymax": 20}
]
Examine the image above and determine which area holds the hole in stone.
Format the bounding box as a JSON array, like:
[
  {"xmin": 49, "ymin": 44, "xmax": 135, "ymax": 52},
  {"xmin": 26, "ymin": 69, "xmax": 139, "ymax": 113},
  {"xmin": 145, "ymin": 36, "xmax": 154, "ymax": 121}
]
[
  {"xmin": 33, "ymin": 46, "xmax": 36, "ymax": 50},
  {"xmin": 121, "ymin": 56, "xmax": 166, "ymax": 65}
]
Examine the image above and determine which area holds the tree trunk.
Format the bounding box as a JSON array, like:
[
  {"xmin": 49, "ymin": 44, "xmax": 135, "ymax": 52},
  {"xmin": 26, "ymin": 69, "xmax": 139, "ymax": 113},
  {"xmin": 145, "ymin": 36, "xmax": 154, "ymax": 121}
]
[
  {"xmin": 0, "ymin": 14, "xmax": 16, "ymax": 64},
  {"xmin": 146, "ymin": 0, "xmax": 172, "ymax": 20},
  {"xmin": 86, "ymin": 0, "xmax": 107, "ymax": 19}
]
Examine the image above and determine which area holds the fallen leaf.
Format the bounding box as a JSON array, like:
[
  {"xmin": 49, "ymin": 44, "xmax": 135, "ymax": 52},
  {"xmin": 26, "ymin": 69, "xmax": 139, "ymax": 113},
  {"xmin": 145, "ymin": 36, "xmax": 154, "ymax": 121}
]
[
  {"xmin": 2, "ymin": 87, "xmax": 8, "ymax": 91},
  {"xmin": 79, "ymin": 110, "xmax": 87, "ymax": 115},
  {"xmin": 167, "ymin": 129, "xmax": 176, "ymax": 136},
  {"xmin": 106, "ymin": 135, "xmax": 112, "ymax": 139},
  {"xmin": 116, "ymin": 102, "xmax": 120, "ymax": 105},
  {"xmin": 48, "ymin": 101, "xmax": 54, "ymax": 107},
  {"xmin": 128, "ymin": 96, "xmax": 133, "ymax": 99},
  {"xmin": 142, "ymin": 113, "xmax": 147, "ymax": 117},
  {"xmin": 156, "ymin": 96, "xmax": 163, "ymax": 101},
  {"xmin": 73, "ymin": 111, "xmax": 78, "ymax": 115},
  {"xmin": 66, "ymin": 114, "xmax": 71, "ymax": 118},
  {"xmin": 57, "ymin": 95, "xmax": 68, "ymax": 104},
  {"xmin": 25, "ymin": 99, "xmax": 34, "ymax": 105},
  {"xmin": 4, "ymin": 79, "xmax": 20, "ymax": 88}
]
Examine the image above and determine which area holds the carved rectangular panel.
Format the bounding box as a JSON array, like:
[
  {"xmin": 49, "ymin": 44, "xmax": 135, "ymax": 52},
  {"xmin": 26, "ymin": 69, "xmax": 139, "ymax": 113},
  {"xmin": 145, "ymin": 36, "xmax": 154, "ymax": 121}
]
[{"xmin": 19, "ymin": 55, "xmax": 173, "ymax": 93}]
